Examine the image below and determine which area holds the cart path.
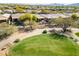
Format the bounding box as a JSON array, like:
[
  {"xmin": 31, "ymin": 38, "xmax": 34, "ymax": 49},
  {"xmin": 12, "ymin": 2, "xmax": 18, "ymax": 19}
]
[
  {"xmin": 0, "ymin": 28, "xmax": 79, "ymax": 49},
  {"xmin": 0, "ymin": 28, "xmax": 56, "ymax": 49},
  {"xmin": 0, "ymin": 28, "xmax": 79, "ymax": 56}
]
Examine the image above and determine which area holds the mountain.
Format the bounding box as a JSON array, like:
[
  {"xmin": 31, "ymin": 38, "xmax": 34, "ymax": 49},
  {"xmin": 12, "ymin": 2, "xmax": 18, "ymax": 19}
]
[
  {"xmin": 2, "ymin": 3, "xmax": 79, "ymax": 6},
  {"xmin": 38, "ymin": 3, "xmax": 79, "ymax": 6},
  {"xmin": 44, "ymin": 3, "xmax": 79, "ymax": 6},
  {"xmin": 67, "ymin": 3, "xmax": 79, "ymax": 6},
  {"xmin": 29, "ymin": 3, "xmax": 65, "ymax": 6},
  {"xmin": 45, "ymin": 3, "xmax": 64, "ymax": 6}
]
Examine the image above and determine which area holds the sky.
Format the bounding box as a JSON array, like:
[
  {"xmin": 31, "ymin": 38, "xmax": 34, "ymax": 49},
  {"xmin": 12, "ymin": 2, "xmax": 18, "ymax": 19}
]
[{"xmin": 0, "ymin": 0, "xmax": 79, "ymax": 4}]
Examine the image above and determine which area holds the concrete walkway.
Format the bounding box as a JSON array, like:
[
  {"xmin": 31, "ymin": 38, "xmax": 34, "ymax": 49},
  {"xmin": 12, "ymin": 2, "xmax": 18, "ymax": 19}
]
[
  {"xmin": 0, "ymin": 28, "xmax": 53, "ymax": 56},
  {"xmin": 0, "ymin": 28, "xmax": 54, "ymax": 49},
  {"xmin": 71, "ymin": 28, "xmax": 79, "ymax": 44},
  {"xmin": 0, "ymin": 28, "xmax": 79, "ymax": 56}
]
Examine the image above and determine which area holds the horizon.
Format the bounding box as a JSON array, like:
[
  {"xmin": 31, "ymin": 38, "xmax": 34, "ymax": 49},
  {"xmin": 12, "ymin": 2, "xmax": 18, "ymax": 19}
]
[{"xmin": 0, "ymin": 3, "xmax": 79, "ymax": 5}]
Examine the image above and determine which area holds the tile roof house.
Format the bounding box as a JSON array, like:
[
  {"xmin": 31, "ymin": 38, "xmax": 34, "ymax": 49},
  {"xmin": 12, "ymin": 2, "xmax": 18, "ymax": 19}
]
[
  {"xmin": 12, "ymin": 13, "xmax": 24, "ymax": 19},
  {"xmin": 3, "ymin": 10, "xmax": 13, "ymax": 14},
  {"xmin": 34, "ymin": 14, "xmax": 69, "ymax": 20},
  {"xmin": 0, "ymin": 10, "xmax": 2, "ymax": 13},
  {"xmin": 0, "ymin": 14, "xmax": 11, "ymax": 21}
]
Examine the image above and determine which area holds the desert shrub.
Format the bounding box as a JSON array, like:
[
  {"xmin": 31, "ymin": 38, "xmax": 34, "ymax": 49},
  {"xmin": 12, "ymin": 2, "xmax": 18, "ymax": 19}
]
[
  {"xmin": 42, "ymin": 30, "xmax": 47, "ymax": 34},
  {"xmin": 69, "ymin": 36, "xmax": 74, "ymax": 39},
  {"xmin": 49, "ymin": 29, "xmax": 56, "ymax": 34},
  {"xmin": 13, "ymin": 39, "xmax": 20, "ymax": 43},
  {"xmin": 66, "ymin": 29, "xmax": 72, "ymax": 32},
  {"xmin": 74, "ymin": 39, "xmax": 78, "ymax": 42},
  {"xmin": 0, "ymin": 22, "xmax": 17, "ymax": 41},
  {"xmin": 49, "ymin": 29, "xmax": 63, "ymax": 35}
]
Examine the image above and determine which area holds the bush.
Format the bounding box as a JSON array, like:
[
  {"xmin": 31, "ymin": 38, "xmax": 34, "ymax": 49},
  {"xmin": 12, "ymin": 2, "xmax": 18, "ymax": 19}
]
[
  {"xmin": 13, "ymin": 39, "xmax": 20, "ymax": 43},
  {"xmin": 66, "ymin": 29, "xmax": 72, "ymax": 32},
  {"xmin": 42, "ymin": 30, "xmax": 47, "ymax": 34},
  {"xmin": 74, "ymin": 39, "xmax": 78, "ymax": 42},
  {"xmin": 69, "ymin": 36, "xmax": 73, "ymax": 39},
  {"xmin": 0, "ymin": 22, "xmax": 17, "ymax": 41}
]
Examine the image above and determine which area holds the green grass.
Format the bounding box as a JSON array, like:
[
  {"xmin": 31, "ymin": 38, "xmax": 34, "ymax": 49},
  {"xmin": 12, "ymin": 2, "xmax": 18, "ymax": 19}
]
[
  {"xmin": 9, "ymin": 34, "xmax": 79, "ymax": 56},
  {"xmin": 75, "ymin": 32, "xmax": 79, "ymax": 37}
]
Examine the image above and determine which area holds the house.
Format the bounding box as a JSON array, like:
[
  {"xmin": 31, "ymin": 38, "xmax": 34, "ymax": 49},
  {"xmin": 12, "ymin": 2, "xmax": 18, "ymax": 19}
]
[
  {"xmin": 34, "ymin": 14, "xmax": 69, "ymax": 21},
  {"xmin": 0, "ymin": 15, "xmax": 7, "ymax": 22},
  {"xmin": 0, "ymin": 14, "xmax": 11, "ymax": 24},
  {"xmin": 26, "ymin": 9, "xmax": 32, "ymax": 13},
  {"xmin": 3, "ymin": 10, "xmax": 14, "ymax": 14},
  {"xmin": 0, "ymin": 13, "xmax": 23, "ymax": 23},
  {"xmin": 0, "ymin": 10, "xmax": 3, "ymax": 14},
  {"xmin": 12, "ymin": 13, "xmax": 24, "ymax": 20},
  {"xmin": 0, "ymin": 13, "xmax": 74, "ymax": 25},
  {"xmin": 2, "ymin": 14, "xmax": 12, "ymax": 24},
  {"xmin": 33, "ymin": 14, "xmax": 69, "ymax": 25}
]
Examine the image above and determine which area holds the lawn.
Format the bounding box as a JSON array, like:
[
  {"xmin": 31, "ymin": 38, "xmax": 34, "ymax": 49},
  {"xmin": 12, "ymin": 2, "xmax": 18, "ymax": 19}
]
[
  {"xmin": 9, "ymin": 34, "xmax": 79, "ymax": 56},
  {"xmin": 75, "ymin": 32, "xmax": 79, "ymax": 37}
]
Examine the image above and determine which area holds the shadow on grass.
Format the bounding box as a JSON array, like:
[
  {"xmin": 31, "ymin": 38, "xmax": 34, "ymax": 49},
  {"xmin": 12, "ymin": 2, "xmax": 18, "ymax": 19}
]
[{"xmin": 49, "ymin": 33, "xmax": 67, "ymax": 40}]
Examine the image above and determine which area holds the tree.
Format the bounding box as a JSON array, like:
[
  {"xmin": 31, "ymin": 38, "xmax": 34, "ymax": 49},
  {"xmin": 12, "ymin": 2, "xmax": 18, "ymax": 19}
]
[
  {"xmin": 0, "ymin": 22, "xmax": 17, "ymax": 40},
  {"xmin": 70, "ymin": 14, "xmax": 78, "ymax": 28},
  {"xmin": 52, "ymin": 17, "xmax": 77, "ymax": 33},
  {"xmin": 41, "ymin": 9, "xmax": 50, "ymax": 14},
  {"xmin": 15, "ymin": 5, "xmax": 24, "ymax": 13},
  {"xmin": 31, "ymin": 10, "xmax": 38, "ymax": 14},
  {"xmin": 19, "ymin": 13, "xmax": 37, "ymax": 30},
  {"xmin": 72, "ymin": 7, "xmax": 78, "ymax": 13},
  {"xmin": 71, "ymin": 14, "xmax": 78, "ymax": 21}
]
